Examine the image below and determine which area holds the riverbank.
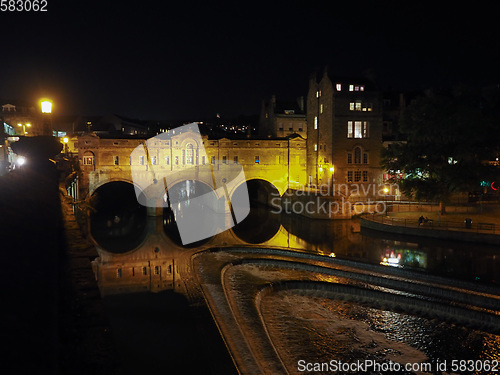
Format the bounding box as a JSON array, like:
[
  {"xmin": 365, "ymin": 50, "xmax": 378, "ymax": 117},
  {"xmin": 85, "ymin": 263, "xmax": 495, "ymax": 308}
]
[{"xmin": 361, "ymin": 205, "xmax": 500, "ymax": 245}]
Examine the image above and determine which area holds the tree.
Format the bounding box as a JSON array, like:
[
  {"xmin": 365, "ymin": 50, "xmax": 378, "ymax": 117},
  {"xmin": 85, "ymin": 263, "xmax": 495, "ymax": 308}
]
[{"xmin": 381, "ymin": 86, "xmax": 499, "ymax": 214}]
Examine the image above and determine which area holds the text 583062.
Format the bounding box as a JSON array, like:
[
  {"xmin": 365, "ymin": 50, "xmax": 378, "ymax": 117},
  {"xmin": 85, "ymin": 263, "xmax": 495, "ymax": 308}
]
[{"xmin": 1, "ymin": 0, "xmax": 48, "ymax": 11}]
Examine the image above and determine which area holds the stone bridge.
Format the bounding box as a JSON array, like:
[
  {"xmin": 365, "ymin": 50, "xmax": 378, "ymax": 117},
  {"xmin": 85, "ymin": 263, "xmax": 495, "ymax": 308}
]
[{"xmin": 77, "ymin": 129, "xmax": 307, "ymax": 214}]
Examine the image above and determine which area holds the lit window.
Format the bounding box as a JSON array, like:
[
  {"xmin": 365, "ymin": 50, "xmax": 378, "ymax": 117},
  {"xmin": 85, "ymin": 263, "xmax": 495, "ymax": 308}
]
[
  {"xmin": 347, "ymin": 121, "xmax": 369, "ymax": 138},
  {"xmin": 314, "ymin": 144, "xmax": 317, "ymax": 151},
  {"xmin": 320, "ymin": 104, "xmax": 323, "ymax": 114},
  {"xmin": 349, "ymin": 84, "xmax": 354, "ymax": 91},
  {"xmin": 83, "ymin": 156, "xmax": 94, "ymax": 165},
  {"xmin": 255, "ymin": 155, "xmax": 260, "ymax": 164},
  {"xmin": 336, "ymin": 83, "xmax": 342, "ymax": 91},
  {"xmin": 314, "ymin": 116, "xmax": 318, "ymax": 129}
]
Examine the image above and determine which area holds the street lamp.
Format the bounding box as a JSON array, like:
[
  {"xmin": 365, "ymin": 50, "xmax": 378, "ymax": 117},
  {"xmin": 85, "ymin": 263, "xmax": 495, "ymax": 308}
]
[
  {"xmin": 17, "ymin": 122, "xmax": 31, "ymax": 135},
  {"xmin": 40, "ymin": 99, "xmax": 53, "ymax": 136},
  {"xmin": 40, "ymin": 100, "xmax": 52, "ymax": 114}
]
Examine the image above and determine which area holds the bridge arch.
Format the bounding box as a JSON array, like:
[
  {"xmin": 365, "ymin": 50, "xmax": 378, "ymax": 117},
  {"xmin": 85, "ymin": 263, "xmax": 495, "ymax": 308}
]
[
  {"xmin": 230, "ymin": 178, "xmax": 281, "ymax": 208},
  {"xmin": 89, "ymin": 180, "xmax": 149, "ymax": 254}
]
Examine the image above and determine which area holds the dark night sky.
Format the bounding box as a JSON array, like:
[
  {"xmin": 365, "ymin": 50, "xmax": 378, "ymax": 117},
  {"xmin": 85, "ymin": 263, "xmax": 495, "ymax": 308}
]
[{"xmin": 1, "ymin": 1, "xmax": 499, "ymax": 120}]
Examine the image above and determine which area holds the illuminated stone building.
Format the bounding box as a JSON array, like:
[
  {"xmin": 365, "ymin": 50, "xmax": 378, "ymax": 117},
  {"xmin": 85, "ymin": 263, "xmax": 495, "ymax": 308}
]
[
  {"xmin": 306, "ymin": 69, "xmax": 384, "ymax": 196},
  {"xmin": 77, "ymin": 129, "xmax": 307, "ymax": 206},
  {"xmin": 259, "ymin": 95, "xmax": 307, "ymax": 139}
]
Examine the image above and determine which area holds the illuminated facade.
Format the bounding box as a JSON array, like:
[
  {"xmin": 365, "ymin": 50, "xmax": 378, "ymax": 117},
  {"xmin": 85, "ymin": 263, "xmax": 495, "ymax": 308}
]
[
  {"xmin": 77, "ymin": 131, "xmax": 307, "ymax": 205},
  {"xmin": 306, "ymin": 69, "xmax": 384, "ymax": 195}
]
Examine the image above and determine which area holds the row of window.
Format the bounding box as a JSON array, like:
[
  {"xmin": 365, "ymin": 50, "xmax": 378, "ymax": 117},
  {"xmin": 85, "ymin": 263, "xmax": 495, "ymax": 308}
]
[
  {"xmin": 313, "ymin": 118, "xmax": 370, "ymax": 138},
  {"xmin": 83, "ymin": 155, "xmax": 266, "ymax": 166},
  {"xmin": 313, "ymin": 145, "xmax": 369, "ymax": 164},
  {"xmin": 116, "ymin": 264, "xmax": 174, "ymax": 278},
  {"xmin": 317, "ymin": 84, "xmax": 366, "ymax": 96},
  {"xmin": 347, "ymin": 170, "xmax": 369, "ymax": 183}
]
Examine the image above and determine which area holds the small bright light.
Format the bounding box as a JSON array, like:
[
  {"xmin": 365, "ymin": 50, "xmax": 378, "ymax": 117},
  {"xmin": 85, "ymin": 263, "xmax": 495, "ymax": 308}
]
[
  {"xmin": 63, "ymin": 137, "xmax": 69, "ymax": 143},
  {"xmin": 329, "ymin": 252, "xmax": 336, "ymax": 258},
  {"xmin": 41, "ymin": 100, "xmax": 53, "ymax": 114},
  {"xmin": 26, "ymin": 123, "xmax": 31, "ymax": 127},
  {"xmin": 383, "ymin": 187, "xmax": 389, "ymax": 193},
  {"xmin": 17, "ymin": 156, "xmax": 26, "ymax": 166},
  {"xmin": 318, "ymin": 167, "xmax": 323, "ymax": 172},
  {"xmin": 329, "ymin": 167, "xmax": 334, "ymax": 173}
]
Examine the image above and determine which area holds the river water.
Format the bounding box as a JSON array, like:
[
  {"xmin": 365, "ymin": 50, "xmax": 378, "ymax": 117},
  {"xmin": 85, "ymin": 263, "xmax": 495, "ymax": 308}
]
[{"xmin": 91, "ymin": 202, "xmax": 500, "ymax": 374}]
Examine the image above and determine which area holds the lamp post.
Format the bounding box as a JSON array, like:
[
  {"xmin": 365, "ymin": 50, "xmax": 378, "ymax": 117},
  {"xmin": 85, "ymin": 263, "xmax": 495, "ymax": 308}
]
[{"xmin": 17, "ymin": 122, "xmax": 31, "ymax": 135}]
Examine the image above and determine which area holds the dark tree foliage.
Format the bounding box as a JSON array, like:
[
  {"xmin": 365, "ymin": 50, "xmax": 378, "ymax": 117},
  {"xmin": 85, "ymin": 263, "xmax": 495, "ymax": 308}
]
[{"xmin": 381, "ymin": 86, "xmax": 500, "ymax": 213}]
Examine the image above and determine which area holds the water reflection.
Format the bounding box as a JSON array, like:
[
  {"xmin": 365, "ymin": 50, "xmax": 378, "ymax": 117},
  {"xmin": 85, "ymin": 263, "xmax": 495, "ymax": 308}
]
[
  {"xmin": 91, "ymin": 203, "xmax": 500, "ymax": 287},
  {"xmin": 89, "ymin": 181, "xmax": 147, "ymax": 253}
]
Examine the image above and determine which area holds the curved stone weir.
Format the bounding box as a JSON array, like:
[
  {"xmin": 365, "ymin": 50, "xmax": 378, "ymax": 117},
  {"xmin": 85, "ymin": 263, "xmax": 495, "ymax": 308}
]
[
  {"xmin": 257, "ymin": 280, "xmax": 500, "ymax": 334},
  {"xmin": 234, "ymin": 258, "xmax": 500, "ymax": 315},
  {"xmin": 226, "ymin": 247, "xmax": 500, "ymax": 297},
  {"xmin": 193, "ymin": 248, "xmax": 500, "ymax": 375}
]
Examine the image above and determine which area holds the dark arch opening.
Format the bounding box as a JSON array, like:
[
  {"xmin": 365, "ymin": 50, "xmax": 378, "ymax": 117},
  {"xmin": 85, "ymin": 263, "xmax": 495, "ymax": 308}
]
[
  {"xmin": 231, "ymin": 179, "xmax": 281, "ymax": 244},
  {"xmin": 89, "ymin": 181, "xmax": 148, "ymax": 253},
  {"xmin": 162, "ymin": 180, "xmax": 217, "ymax": 247}
]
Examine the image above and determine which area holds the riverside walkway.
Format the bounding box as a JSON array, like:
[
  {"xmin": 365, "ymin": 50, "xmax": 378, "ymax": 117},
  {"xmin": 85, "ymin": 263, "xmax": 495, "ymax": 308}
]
[{"xmin": 361, "ymin": 208, "xmax": 500, "ymax": 245}]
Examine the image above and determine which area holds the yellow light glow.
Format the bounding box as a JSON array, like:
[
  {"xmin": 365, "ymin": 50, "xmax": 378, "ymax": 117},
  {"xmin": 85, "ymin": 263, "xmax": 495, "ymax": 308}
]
[
  {"xmin": 319, "ymin": 167, "xmax": 323, "ymax": 172},
  {"xmin": 40, "ymin": 100, "xmax": 53, "ymax": 113},
  {"xmin": 26, "ymin": 123, "xmax": 31, "ymax": 127},
  {"xmin": 63, "ymin": 137, "xmax": 69, "ymax": 143},
  {"xmin": 383, "ymin": 187, "xmax": 389, "ymax": 193},
  {"xmin": 330, "ymin": 166, "xmax": 334, "ymax": 173}
]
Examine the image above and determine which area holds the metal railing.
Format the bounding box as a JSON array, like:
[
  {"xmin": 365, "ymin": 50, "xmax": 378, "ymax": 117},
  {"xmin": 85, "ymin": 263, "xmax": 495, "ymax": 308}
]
[{"xmin": 365, "ymin": 213, "xmax": 499, "ymax": 235}]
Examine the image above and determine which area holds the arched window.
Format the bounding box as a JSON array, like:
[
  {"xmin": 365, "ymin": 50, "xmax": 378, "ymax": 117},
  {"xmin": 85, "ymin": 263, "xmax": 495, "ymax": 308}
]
[{"xmin": 186, "ymin": 143, "xmax": 194, "ymax": 165}]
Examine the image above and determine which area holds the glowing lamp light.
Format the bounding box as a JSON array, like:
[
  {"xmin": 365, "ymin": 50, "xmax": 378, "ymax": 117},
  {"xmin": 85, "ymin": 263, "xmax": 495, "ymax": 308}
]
[
  {"xmin": 383, "ymin": 187, "xmax": 389, "ymax": 194},
  {"xmin": 63, "ymin": 137, "xmax": 69, "ymax": 143},
  {"xmin": 17, "ymin": 156, "xmax": 26, "ymax": 166},
  {"xmin": 329, "ymin": 166, "xmax": 334, "ymax": 173},
  {"xmin": 41, "ymin": 100, "xmax": 53, "ymax": 114}
]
